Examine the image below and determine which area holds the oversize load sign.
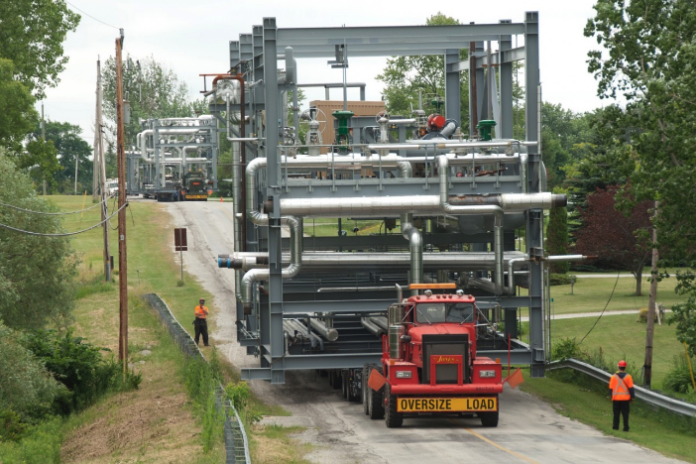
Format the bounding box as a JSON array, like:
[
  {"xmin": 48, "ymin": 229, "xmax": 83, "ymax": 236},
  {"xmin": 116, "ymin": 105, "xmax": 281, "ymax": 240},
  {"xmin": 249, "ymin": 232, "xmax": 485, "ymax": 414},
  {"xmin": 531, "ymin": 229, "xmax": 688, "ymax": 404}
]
[{"xmin": 397, "ymin": 397, "xmax": 497, "ymax": 413}]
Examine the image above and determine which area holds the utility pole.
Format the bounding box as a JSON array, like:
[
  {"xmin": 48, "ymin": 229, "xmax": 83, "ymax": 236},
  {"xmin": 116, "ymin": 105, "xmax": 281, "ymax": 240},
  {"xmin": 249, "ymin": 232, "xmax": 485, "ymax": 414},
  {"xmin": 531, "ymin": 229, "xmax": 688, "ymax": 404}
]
[
  {"xmin": 644, "ymin": 201, "xmax": 660, "ymax": 387},
  {"xmin": 96, "ymin": 58, "xmax": 111, "ymax": 283},
  {"xmin": 41, "ymin": 104, "xmax": 47, "ymax": 196},
  {"xmin": 116, "ymin": 30, "xmax": 128, "ymax": 370}
]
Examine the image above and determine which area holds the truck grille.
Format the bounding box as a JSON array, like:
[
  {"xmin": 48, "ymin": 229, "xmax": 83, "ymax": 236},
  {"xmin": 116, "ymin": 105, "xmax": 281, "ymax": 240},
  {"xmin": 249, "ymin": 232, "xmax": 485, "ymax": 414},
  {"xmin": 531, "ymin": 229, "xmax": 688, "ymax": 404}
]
[{"xmin": 421, "ymin": 334, "xmax": 469, "ymax": 384}]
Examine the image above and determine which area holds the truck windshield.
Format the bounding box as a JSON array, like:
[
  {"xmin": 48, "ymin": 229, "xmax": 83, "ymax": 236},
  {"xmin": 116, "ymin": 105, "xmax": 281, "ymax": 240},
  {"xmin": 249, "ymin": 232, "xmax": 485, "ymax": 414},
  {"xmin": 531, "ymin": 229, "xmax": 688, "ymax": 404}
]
[{"xmin": 416, "ymin": 303, "xmax": 475, "ymax": 324}]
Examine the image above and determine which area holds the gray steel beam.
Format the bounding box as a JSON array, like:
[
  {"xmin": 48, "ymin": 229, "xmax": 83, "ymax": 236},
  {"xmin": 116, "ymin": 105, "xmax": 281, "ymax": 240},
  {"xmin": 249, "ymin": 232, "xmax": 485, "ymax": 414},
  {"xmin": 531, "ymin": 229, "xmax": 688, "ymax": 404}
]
[
  {"xmin": 475, "ymin": 41, "xmax": 485, "ymax": 126},
  {"xmin": 282, "ymin": 232, "xmax": 497, "ymax": 250},
  {"xmin": 449, "ymin": 46, "xmax": 525, "ymax": 72},
  {"xmin": 499, "ymin": 21, "xmax": 514, "ymax": 139},
  {"xmin": 229, "ymin": 41, "xmax": 240, "ymax": 70},
  {"xmin": 524, "ymin": 11, "xmax": 544, "ymax": 379},
  {"xmin": 240, "ymin": 34, "xmax": 253, "ymax": 65},
  {"xmin": 444, "ymin": 49, "xmax": 461, "ymax": 122}
]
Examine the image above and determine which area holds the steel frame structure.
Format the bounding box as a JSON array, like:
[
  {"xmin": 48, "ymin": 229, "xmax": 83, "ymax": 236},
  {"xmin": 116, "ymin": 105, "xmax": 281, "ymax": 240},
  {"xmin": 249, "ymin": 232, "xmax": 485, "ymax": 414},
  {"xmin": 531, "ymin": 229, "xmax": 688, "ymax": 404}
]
[{"xmin": 215, "ymin": 13, "xmax": 546, "ymax": 384}]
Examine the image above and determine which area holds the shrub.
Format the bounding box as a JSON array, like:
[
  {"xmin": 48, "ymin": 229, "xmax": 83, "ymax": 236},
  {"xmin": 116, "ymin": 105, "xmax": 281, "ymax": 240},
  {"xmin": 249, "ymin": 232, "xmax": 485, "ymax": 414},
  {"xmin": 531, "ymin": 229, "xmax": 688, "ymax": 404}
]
[
  {"xmin": 664, "ymin": 353, "xmax": 696, "ymax": 394},
  {"xmin": 637, "ymin": 307, "xmax": 658, "ymax": 323},
  {"xmin": 0, "ymin": 321, "xmax": 65, "ymax": 421},
  {"xmin": 0, "ymin": 418, "xmax": 62, "ymax": 464},
  {"xmin": 24, "ymin": 329, "xmax": 140, "ymax": 414},
  {"xmin": 550, "ymin": 273, "xmax": 574, "ymax": 286},
  {"xmin": 551, "ymin": 338, "xmax": 584, "ymax": 361}
]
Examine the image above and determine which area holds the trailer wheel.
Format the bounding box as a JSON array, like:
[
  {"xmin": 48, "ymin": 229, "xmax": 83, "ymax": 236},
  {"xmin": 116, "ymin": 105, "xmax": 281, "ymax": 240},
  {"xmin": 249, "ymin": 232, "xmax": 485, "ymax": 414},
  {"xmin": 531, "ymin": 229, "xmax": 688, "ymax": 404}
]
[
  {"xmin": 384, "ymin": 383, "xmax": 403, "ymax": 428},
  {"xmin": 362, "ymin": 364, "xmax": 370, "ymax": 415},
  {"xmin": 479, "ymin": 411, "xmax": 499, "ymax": 427},
  {"xmin": 368, "ymin": 366, "xmax": 384, "ymax": 420}
]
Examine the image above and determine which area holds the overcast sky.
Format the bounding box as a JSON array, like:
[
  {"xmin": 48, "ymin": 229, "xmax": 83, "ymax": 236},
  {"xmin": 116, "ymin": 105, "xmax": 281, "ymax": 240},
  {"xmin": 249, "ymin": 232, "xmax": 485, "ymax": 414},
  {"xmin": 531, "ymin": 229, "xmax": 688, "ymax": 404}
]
[{"xmin": 40, "ymin": 0, "xmax": 607, "ymax": 145}]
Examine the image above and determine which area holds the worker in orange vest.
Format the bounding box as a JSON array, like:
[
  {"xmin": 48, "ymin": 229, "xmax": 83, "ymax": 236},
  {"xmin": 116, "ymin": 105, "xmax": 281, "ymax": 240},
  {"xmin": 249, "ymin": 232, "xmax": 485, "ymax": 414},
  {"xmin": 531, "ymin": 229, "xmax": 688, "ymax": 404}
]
[
  {"xmin": 193, "ymin": 298, "xmax": 210, "ymax": 346},
  {"xmin": 609, "ymin": 360, "xmax": 635, "ymax": 431}
]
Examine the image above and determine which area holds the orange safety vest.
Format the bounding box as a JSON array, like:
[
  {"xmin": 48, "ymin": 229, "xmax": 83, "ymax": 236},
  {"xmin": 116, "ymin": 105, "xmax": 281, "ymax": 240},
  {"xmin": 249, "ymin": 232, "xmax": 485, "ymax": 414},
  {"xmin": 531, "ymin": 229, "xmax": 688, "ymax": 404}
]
[
  {"xmin": 609, "ymin": 372, "xmax": 633, "ymax": 401},
  {"xmin": 194, "ymin": 305, "xmax": 209, "ymax": 319}
]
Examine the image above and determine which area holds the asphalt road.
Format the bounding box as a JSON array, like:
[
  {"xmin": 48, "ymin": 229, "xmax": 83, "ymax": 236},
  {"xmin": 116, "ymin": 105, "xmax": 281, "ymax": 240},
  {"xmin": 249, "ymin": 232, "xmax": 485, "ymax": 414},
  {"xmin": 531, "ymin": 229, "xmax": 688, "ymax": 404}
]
[{"xmin": 164, "ymin": 200, "xmax": 687, "ymax": 464}]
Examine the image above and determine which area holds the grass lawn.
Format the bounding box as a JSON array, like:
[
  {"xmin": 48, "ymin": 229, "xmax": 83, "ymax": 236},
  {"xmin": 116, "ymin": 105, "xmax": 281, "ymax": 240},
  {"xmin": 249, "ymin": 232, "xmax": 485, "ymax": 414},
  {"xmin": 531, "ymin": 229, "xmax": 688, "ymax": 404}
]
[
  {"xmin": 541, "ymin": 314, "xmax": 686, "ymax": 391},
  {"xmin": 304, "ymin": 217, "xmax": 385, "ymax": 237},
  {"xmin": 520, "ymin": 371, "xmax": 696, "ymax": 463},
  {"xmin": 51, "ymin": 195, "xmax": 304, "ymax": 462}
]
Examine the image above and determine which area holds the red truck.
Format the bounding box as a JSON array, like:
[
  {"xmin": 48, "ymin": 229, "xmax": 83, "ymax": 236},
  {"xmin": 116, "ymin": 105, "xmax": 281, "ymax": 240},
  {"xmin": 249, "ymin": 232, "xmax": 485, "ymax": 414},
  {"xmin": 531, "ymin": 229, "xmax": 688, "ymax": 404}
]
[{"xmin": 332, "ymin": 283, "xmax": 504, "ymax": 428}]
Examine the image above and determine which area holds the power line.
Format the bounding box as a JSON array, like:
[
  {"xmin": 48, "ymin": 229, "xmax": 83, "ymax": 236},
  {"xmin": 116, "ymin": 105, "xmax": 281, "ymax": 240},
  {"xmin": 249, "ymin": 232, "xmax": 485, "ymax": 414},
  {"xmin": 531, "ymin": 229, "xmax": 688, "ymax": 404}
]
[
  {"xmin": 0, "ymin": 195, "xmax": 115, "ymax": 216},
  {"xmin": 0, "ymin": 202, "xmax": 128, "ymax": 237},
  {"xmin": 578, "ymin": 270, "xmax": 622, "ymax": 344},
  {"xmin": 65, "ymin": 1, "xmax": 119, "ymax": 30}
]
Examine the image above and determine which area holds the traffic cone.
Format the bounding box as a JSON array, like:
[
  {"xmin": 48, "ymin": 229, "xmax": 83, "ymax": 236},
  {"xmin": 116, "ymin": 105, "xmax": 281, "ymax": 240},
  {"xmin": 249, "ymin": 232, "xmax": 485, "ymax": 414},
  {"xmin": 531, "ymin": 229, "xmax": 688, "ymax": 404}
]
[{"xmin": 220, "ymin": 196, "xmax": 224, "ymax": 203}]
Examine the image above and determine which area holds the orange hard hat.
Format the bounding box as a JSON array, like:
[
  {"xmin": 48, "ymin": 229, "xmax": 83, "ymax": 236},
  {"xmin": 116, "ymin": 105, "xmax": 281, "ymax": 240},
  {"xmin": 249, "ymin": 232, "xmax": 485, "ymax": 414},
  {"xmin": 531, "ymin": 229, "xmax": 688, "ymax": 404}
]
[{"xmin": 618, "ymin": 360, "xmax": 627, "ymax": 368}]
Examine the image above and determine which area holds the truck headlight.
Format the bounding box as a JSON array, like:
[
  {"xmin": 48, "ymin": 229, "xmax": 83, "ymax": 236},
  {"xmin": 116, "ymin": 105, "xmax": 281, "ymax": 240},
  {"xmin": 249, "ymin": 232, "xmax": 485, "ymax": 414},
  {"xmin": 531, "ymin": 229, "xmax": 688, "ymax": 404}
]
[
  {"xmin": 395, "ymin": 370, "xmax": 412, "ymax": 379},
  {"xmin": 479, "ymin": 370, "xmax": 496, "ymax": 378}
]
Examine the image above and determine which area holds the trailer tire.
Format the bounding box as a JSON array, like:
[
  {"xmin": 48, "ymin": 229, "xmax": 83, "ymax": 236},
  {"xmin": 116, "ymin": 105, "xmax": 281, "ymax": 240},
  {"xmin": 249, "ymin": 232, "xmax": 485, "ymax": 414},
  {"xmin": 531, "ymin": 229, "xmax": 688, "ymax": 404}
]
[
  {"xmin": 384, "ymin": 383, "xmax": 403, "ymax": 428},
  {"xmin": 368, "ymin": 366, "xmax": 384, "ymax": 420},
  {"xmin": 479, "ymin": 411, "xmax": 499, "ymax": 428},
  {"xmin": 362, "ymin": 364, "xmax": 370, "ymax": 415}
]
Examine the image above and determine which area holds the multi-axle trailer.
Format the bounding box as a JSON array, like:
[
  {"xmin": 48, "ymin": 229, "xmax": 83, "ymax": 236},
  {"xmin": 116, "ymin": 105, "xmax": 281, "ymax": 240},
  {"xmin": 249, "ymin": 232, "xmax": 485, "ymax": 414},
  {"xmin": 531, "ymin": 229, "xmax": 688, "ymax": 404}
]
[{"xmin": 211, "ymin": 13, "xmax": 585, "ymax": 395}]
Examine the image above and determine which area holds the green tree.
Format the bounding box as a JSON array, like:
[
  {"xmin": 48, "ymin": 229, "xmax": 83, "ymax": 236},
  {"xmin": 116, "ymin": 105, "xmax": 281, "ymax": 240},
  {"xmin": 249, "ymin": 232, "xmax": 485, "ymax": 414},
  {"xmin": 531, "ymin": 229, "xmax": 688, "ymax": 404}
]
[
  {"xmin": 0, "ymin": 59, "xmax": 38, "ymax": 151},
  {"xmin": 102, "ymin": 55, "xmax": 200, "ymax": 146},
  {"xmin": 376, "ymin": 13, "xmax": 470, "ymax": 129},
  {"xmin": 585, "ymin": 0, "xmax": 696, "ymax": 353},
  {"xmin": 18, "ymin": 139, "xmax": 61, "ymax": 193},
  {"xmin": 0, "ymin": 148, "xmax": 76, "ymax": 330},
  {"xmin": 0, "ymin": 0, "xmax": 80, "ymax": 99},
  {"xmin": 29, "ymin": 121, "xmax": 93, "ymax": 194}
]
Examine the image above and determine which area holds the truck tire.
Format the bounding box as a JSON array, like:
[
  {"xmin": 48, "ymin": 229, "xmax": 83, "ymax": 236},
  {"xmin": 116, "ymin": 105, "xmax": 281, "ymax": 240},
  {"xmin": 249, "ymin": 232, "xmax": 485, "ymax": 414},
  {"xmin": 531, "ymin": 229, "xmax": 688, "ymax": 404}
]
[
  {"xmin": 384, "ymin": 383, "xmax": 403, "ymax": 428},
  {"xmin": 368, "ymin": 366, "xmax": 385, "ymax": 420},
  {"xmin": 479, "ymin": 411, "xmax": 499, "ymax": 428},
  {"xmin": 362, "ymin": 364, "xmax": 370, "ymax": 415}
]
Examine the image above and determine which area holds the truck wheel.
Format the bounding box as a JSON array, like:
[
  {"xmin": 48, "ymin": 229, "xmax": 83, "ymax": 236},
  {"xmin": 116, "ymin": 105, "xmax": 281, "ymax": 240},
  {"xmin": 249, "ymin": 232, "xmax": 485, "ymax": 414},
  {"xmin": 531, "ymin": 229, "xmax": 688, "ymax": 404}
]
[
  {"xmin": 368, "ymin": 366, "xmax": 385, "ymax": 420},
  {"xmin": 362, "ymin": 364, "xmax": 370, "ymax": 415},
  {"xmin": 384, "ymin": 383, "xmax": 403, "ymax": 428},
  {"xmin": 479, "ymin": 411, "xmax": 499, "ymax": 427}
]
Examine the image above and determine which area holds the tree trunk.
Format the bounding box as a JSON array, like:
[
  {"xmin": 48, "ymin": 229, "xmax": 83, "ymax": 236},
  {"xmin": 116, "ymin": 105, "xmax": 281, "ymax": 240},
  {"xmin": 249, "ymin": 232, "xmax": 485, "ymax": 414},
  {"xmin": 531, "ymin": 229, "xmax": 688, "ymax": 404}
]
[{"xmin": 634, "ymin": 268, "xmax": 642, "ymax": 296}]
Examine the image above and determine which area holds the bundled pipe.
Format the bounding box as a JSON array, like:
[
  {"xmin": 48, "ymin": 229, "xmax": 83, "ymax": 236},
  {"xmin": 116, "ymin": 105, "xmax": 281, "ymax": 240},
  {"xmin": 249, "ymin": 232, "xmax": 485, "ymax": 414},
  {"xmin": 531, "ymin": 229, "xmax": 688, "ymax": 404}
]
[
  {"xmin": 361, "ymin": 317, "xmax": 384, "ymax": 336},
  {"xmin": 307, "ymin": 318, "xmax": 339, "ymax": 342}
]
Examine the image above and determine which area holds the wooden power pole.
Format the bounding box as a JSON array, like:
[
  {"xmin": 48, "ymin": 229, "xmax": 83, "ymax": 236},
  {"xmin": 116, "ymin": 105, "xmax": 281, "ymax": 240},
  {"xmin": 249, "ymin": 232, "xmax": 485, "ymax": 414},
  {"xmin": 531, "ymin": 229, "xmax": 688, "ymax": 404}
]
[
  {"xmin": 116, "ymin": 30, "xmax": 129, "ymax": 368},
  {"xmin": 96, "ymin": 58, "xmax": 111, "ymax": 283},
  {"xmin": 644, "ymin": 201, "xmax": 660, "ymax": 387}
]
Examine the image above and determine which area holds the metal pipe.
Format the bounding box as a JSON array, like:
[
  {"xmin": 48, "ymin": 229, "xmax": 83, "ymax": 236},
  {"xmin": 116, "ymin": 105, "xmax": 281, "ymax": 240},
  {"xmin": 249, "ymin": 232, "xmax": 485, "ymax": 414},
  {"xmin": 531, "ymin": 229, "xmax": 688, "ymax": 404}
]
[
  {"xmin": 401, "ymin": 213, "xmax": 422, "ymax": 296},
  {"xmin": 370, "ymin": 316, "xmax": 389, "ymax": 332},
  {"xmin": 507, "ymin": 256, "xmax": 527, "ymax": 294},
  {"xmin": 395, "ymin": 283, "xmax": 403, "ymax": 304},
  {"xmin": 361, "ymin": 318, "xmax": 383, "ymax": 336},
  {"xmin": 316, "ymin": 286, "xmax": 399, "ymax": 293},
  {"xmin": 308, "ymin": 318, "xmax": 339, "ymax": 342}
]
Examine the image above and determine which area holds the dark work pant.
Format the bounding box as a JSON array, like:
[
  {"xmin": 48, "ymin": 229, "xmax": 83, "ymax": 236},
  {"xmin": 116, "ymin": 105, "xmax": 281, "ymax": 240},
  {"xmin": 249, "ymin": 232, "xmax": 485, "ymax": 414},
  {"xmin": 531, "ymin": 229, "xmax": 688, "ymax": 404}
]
[
  {"xmin": 194, "ymin": 318, "xmax": 209, "ymax": 345},
  {"xmin": 613, "ymin": 401, "xmax": 630, "ymax": 430}
]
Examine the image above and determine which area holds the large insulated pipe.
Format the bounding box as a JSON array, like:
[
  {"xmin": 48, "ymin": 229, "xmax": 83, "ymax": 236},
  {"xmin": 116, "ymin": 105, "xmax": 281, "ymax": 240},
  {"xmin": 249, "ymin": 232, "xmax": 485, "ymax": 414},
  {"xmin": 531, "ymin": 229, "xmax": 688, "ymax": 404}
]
[
  {"xmin": 401, "ymin": 213, "xmax": 422, "ymax": 296},
  {"xmin": 437, "ymin": 155, "xmax": 505, "ymax": 295},
  {"xmin": 241, "ymin": 157, "xmax": 303, "ymax": 311},
  {"xmin": 361, "ymin": 317, "xmax": 384, "ymax": 336},
  {"xmin": 308, "ymin": 318, "xmax": 339, "ymax": 342}
]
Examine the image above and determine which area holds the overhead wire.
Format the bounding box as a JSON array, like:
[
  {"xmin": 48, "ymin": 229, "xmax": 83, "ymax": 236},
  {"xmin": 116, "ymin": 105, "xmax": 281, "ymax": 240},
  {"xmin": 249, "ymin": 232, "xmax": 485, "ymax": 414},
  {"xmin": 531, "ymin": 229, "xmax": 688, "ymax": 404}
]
[
  {"xmin": 0, "ymin": 195, "xmax": 115, "ymax": 215},
  {"xmin": 65, "ymin": 1, "xmax": 120, "ymax": 30},
  {"xmin": 578, "ymin": 270, "xmax": 622, "ymax": 344},
  {"xmin": 0, "ymin": 202, "xmax": 128, "ymax": 237}
]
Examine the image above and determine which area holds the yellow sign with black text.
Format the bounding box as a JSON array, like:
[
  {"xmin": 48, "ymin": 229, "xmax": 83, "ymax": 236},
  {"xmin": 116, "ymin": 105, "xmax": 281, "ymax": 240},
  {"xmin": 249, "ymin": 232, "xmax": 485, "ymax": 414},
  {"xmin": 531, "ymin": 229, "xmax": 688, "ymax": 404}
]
[{"xmin": 396, "ymin": 397, "xmax": 497, "ymax": 413}]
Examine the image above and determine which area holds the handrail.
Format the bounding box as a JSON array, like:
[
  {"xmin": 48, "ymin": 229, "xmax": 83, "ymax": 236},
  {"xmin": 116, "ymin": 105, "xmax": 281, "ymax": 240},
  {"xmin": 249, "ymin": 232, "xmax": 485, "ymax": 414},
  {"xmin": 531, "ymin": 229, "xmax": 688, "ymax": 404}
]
[{"xmin": 548, "ymin": 358, "xmax": 696, "ymax": 418}]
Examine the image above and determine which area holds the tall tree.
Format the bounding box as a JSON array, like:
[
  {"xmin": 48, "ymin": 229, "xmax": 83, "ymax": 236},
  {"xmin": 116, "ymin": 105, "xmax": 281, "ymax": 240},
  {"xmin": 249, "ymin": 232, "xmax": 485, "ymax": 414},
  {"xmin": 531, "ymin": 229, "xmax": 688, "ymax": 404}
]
[
  {"xmin": 574, "ymin": 186, "xmax": 653, "ymax": 295},
  {"xmin": 0, "ymin": 148, "xmax": 76, "ymax": 330},
  {"xmin": 586, "ymin": 0, "xmax": 696, "ymax": 355},
  {"xmin": 546, "ymin": 205, "xmax": 570, "ymax": 274},
  {"xmin": 0, "ymin": 58, "xmax": 38, "ymax": 152},
  {"xmin": 376, "ymin": 13, "xmax": 470, "ymax": 129},
  {"xmin": 29, "ymin": 121, "xmax": 93, "ymax": 193},
  {"xmin": 0, "ymin": 0, "xmax": 80, "ymax": 99},
  {"xmin": 102, "ymin": 55, "xmax": 199, "ymax": 146}
]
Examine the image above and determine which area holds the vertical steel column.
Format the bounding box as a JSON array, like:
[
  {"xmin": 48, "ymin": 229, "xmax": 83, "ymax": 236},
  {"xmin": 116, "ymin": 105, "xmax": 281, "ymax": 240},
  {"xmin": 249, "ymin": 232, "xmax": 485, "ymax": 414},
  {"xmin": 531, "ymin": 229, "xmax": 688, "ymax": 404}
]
[
  {"xmin": 499, "ymin": 20, "xmax": 514, "ymax": 139},
  {"xmin": 211, "ymin": 124, "xmax": 218, "ymax": 190},
  {"xmin": 262, "ymin": 18, "xmax": 285, "ymax": 384},
  {"xmin": 229, "ymin": 41, "xmax": 240, "ymax": 70},
  {"xmin": 153, "ymin": 120, "xmax": 160, "ymax": 190},
  {"xmin": 444, "ymin": 49, "xmax": 460, "ymax": 122},
  {"xmin": 475, "ymin": 41, "xmax": 485, "ymax": 124},
  {"xmin": 524, "ymin": 11, "xmax": 544, "ymax": 378}
]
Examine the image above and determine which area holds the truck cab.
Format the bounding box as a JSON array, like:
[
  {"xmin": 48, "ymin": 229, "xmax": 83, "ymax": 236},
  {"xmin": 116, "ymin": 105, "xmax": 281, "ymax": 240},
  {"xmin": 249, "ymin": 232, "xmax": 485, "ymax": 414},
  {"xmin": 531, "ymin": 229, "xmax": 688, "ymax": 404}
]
[{"xmin": 366, "ymin": 283, "xmax": 503, "ymax": 428}]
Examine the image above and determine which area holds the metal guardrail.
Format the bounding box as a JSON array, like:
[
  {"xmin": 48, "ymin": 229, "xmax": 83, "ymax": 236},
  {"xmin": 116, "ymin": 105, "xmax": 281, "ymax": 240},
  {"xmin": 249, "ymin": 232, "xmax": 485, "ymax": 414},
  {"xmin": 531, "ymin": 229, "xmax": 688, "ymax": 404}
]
[
  {"xmin": 143, "ymin": 293, "xmax": 252, "ymax": 463},
  {"xmin": 548, "ymin": 358, "xmax": 696, "ymax": 418}
]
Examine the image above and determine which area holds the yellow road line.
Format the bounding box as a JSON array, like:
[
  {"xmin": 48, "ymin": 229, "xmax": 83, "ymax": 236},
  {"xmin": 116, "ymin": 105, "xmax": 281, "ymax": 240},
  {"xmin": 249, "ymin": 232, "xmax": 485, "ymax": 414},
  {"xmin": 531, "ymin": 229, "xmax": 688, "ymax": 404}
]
[{"xmin": 463, "ymin": 426, "xmax": 541, "ymax": 464}]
